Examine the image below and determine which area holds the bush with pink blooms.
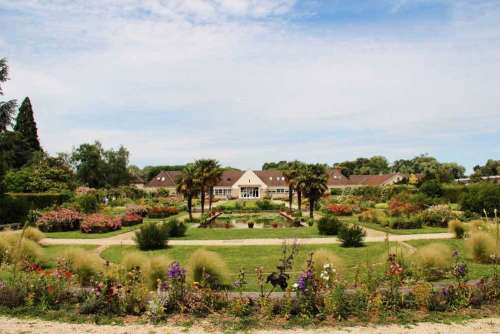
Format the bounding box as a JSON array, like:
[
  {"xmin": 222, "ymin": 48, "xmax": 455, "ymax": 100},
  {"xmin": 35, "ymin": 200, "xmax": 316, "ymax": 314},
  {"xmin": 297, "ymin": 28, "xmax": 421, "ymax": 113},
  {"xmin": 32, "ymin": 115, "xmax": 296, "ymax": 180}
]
[
  {"xmin": 36, "ymin": 208, "xmax": 83, "ymax": 232},
  {"xmin": 326, "ymin": 204, "xmax": 353, "ymax": 216},
  {"xmin": 80, "ymin": 214, "xmax": 122, "ymax": 233},
  {"xmin": 121, "ymin": 212, "xmax": 144, "ymax": 227}
]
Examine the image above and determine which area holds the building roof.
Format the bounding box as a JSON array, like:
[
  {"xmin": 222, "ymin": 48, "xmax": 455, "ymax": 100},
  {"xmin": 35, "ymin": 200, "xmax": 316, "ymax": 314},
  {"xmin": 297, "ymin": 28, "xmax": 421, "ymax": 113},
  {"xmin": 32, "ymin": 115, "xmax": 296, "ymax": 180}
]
[
  {"xmin": 254, "ymin": 170, "xmax": 288, "ymax": 187},
  {"xmin": 216, "ymin": 170, "xmax": 245, "ymax": 187},
  {"xmin": 146, "ymin": 171, "xmax": 181, "ymax": 188},
  {"xmin": 130, "ymin": 175, "xmax": 145, "ymax": 184}
]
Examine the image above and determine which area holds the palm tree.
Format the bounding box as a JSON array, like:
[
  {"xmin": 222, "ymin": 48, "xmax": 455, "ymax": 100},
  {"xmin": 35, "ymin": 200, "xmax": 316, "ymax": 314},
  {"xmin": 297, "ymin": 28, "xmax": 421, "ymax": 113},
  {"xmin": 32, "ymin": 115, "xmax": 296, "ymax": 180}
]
[
  {"xmin": 207, "ymin": 162, "xmax": 223, "ymax": 212},
  {"xmin": 282, "ymin": 160, "xmax": 302, "ymax": 211},
  {"xmin": 193, "ymin": 159, "xmax": 222, "ymax": 215},
  {"xmin": 176, "ymin": 163, "xmax": 199, "ymax": 221},
  {"xmin": 301, "ymin": 163, "xmax": 329, "ymax": 218}
]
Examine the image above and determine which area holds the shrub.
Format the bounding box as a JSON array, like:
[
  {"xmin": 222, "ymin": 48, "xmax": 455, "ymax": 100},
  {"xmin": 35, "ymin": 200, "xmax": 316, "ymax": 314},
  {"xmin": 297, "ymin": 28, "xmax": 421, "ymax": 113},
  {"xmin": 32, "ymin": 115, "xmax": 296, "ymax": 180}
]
[
  {"xmin": 134, "ymin": 221, "xmax": 169, "ymax": 250},
  {"xmin": 338, "ymin": 224, "xmax": 366, "ymax": 247},
  {"xmin": 461, "ymin": 182, "xmax": 500, "ymax": 216},
  {"xmin": 326, "ymin": 204, "xmax": 353, "ymax": 216},
  {"xmin": 187, "ymin": 249, "xmax": 230, "ymax": 289},
  {"xmin": 411, "ymin": 243, "xmax": 452, "ymax": 280},
  {"xmin": 76, "ymin": 193, "xmax": 99, "ymax": 213},
  {"xmin": 146, "ymin": 255, "xmax": 173, "ymax": 289},
  {"xmin": 308, "ymin": 249, "xmax": 344, "ymax": 278},
  {"xmin": 36, "ymin": 208, "xmax": 83, "ymax": 232},
  {"xmin": 418, "ymin": 205, "xmax": 456, "ymax": 227},
  {"xmin": 441, "ymin": 184, "xmax": 465, "ymax": 203},
  {"xmin": 125, "ymin": 204, "xmax": 148, "ymax": 217},
  {"xmin": 357, "ymin": 209, "xmax": 386, "ymax": 224},
  {"xmin": 448, "ymin": 220, "xmax": 465, "ymax": 239},
  {"xmin": 165, "ymin": 218, "xmax": 187, "ymax": 237},
  {"xmin": 389, "ymin": 216, "xmax": 422, "ymax": 229},
  {"xmin": 466, "ymin": 232, "xmax": 496, "ymax": 263},
  {"xmin": 147, "ymin": 207, "xmax": 179, "ymax": 219},
  {"xmin": 317, "ymin": 215, "xmax": 344, "ymax": 235},
  {"xmin": 374, "ymin": 202, "xmax": 388, "ymax": 209},
  {"xmin": 388, "ymin": 197, "xmax": 418, "ymax": 216},
  {"xmin": 121, "ymin": 252, "xmax": 151, "ymax": 273},
  {"xmin": 0, "ymin": 232, "xmax": 44, "ymax": 265},
  {"xmin": 20, "ymin": 227, "xmax": 45, "ymax": 242},
  {"xmin": 419, "ymin": 179, "xmax": 443, "ymax": 197},
  {"xmin": 121, "ymin": 212, "xmax": 143, "ymax": 227},
  {"xmin": 80, "ymin": 214, "xmax": 122, "ymax": 233},
  {"xmin": 60, "ymin": 248, "xmax": 104, "ymax": 285},
  {"xmin": 0, "ymin": 194, "xmax": 30, "ymax": 224}
]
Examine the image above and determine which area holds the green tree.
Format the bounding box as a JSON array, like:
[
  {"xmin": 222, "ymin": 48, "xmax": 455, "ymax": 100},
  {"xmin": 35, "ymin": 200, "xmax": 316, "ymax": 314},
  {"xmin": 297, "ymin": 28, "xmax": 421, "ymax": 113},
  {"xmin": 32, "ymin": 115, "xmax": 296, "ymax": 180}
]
[
  {"xmin": 301, "ymin": 163, "xmax": 329, "ymax": 218},
  {"xmin": 282, "ymin": 160, "xmax": 303, "ymax": 211},
  {"xmin": 0, "ymin": 151, "xmax": 6, "ymax": 195},
  {"xmin": 176, "ymin": 163, "xmax": 199, "ymax": 221},
  {"xmin": 103, "ymin": 146, "xmax": 130, "ymax": 187},
  {"xmin": 262, "ymin": 160, "xmax": 289, "ymax": 170},
  {"xmin": 0, "ymin": 58, "xmax": 17, "ymax": 133},
  {"xmin": 205, "ymin": 160, "xmax": 223, "ymax": 212},
  {"xmin": 14, "ymin": 97, "xmax": 41, "ymax": 152},
  {"xmin": 0, "ymin": 131, "xmax": 32, "ymax": 169},
  {"xmin": 71, "ymin": 141, "xmax": 106, "ymax": 188},
  {"xmin": 334, "ymin": 156, "xmax": 390, "ymax": 175},
  {"xmin": 472, "ymin": 160, "xmax": 500, "ymax": 178},
  {"xmin": 193, "ymin": 159, "xmax": 222, "ymax": 215}
]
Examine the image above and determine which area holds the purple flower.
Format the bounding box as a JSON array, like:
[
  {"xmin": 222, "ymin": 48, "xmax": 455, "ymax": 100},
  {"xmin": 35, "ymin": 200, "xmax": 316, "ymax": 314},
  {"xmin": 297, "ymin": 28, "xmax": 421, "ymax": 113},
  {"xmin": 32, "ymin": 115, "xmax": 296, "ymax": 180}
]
[
  {"xmin": 168, "ymin": 261, "xmax": 185, "ymax": 280},
  {"xmin": 297, "ymin": 274, "xmax": 307, "ymax": 291},
  {"xmin": 159, "ymin": 281, "xmax": 169, "ymax": 291}
]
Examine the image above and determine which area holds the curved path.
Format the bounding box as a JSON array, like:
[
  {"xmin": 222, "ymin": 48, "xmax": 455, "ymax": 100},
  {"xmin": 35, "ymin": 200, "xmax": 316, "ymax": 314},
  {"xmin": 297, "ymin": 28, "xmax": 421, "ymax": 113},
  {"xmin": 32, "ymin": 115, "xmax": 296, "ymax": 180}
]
[{"xmin": 41, "ymin": 232, "xmax": 454, "ymax": 247}]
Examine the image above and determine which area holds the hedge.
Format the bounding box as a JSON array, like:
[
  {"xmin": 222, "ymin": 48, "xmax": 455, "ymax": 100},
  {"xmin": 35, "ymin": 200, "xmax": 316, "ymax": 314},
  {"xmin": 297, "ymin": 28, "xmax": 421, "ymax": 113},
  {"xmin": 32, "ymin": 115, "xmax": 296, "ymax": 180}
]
[{"xmin": 0, "ymin": 192, "xmax": 72, "ymax": 225}]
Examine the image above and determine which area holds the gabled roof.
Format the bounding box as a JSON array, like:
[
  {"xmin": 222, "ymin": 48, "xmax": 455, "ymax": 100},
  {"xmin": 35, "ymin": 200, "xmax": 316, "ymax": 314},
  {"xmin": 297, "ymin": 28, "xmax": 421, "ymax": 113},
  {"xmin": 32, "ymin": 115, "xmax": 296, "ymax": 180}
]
[
  {"xmin": 146, "ymin": 171, "xmax": 181, "ymax": 188},
  {"xmin": 216, "ymin": 170, "xmax": 245, "ymax": 187},
  {"xmin": 254, "ymin": 170, "xmax": 288, "ymax": 187}
]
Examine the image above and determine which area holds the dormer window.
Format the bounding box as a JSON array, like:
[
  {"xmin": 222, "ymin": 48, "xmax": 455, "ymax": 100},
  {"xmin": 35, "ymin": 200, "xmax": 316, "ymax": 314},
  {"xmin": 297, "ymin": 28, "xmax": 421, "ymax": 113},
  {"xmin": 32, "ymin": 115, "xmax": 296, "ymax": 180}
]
[
  {"xmin": 161, "ymin": 177, "xmax": 165, "ymax": 181},
  {"xmin": 269, "ymin": 177, "xmax": 273, "ymax": 180}
]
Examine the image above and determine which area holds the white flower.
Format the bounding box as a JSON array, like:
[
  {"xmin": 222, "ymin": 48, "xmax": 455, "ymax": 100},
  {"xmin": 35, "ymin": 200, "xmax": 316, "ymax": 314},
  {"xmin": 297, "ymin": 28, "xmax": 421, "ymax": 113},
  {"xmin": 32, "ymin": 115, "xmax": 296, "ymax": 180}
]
[{"xmin": 293, "ymin": 283, "xmax": 298, "ymax": 289}]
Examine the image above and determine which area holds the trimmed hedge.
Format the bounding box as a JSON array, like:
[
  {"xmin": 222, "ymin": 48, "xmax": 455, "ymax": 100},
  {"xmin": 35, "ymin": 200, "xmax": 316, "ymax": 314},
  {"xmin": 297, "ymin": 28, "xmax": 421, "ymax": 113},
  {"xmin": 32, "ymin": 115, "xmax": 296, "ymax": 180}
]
[
  {"xmin": 461, "ymin": 182, "xmax": 500, "ymax": 216},
  {"xmin": 0, "ymin": 192, "xmax": 72, "ymax": 225}
]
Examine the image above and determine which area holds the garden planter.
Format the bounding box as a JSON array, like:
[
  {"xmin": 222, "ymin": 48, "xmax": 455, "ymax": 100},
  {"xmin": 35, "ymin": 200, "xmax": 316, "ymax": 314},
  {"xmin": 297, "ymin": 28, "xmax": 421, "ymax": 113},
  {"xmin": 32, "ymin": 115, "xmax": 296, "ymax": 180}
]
[
  {"xmin": 272, "ymin": 223, "xmax": 279, "ymax": 229},
  {"xmin": 248, "ymin": 222, "xmax": 254, "ymax": 229}
]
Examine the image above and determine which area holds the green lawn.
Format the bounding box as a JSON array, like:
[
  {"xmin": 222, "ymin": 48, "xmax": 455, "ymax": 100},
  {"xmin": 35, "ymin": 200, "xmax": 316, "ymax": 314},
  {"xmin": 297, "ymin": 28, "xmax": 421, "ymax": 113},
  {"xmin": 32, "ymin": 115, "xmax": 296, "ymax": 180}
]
[
  {"xmin": 407, "ymin": 239, "xmax": 496, "ymax": 279},
  {"xmin": 101, "ymin": 242, "xmax": 393, "ymax": 291},
  {"xmin": 179, "ymin": 224, "xmax": 322, "ymax": 239},
  {"xmin": 358, "ymin": 221, "xmax": 448, "ymax": 235}
]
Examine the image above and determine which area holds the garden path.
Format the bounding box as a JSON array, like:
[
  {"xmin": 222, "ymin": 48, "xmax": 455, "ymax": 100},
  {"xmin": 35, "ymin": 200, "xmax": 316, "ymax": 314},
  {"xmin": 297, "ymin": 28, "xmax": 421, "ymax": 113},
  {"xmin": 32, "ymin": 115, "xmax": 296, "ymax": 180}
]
[
  {"xmin": 0, "ymin": 316, "xmax": 498, "ymax": 334},
  {"xmin": 41, "ymin": 232, "xmax": 454, "ymax": 247}
]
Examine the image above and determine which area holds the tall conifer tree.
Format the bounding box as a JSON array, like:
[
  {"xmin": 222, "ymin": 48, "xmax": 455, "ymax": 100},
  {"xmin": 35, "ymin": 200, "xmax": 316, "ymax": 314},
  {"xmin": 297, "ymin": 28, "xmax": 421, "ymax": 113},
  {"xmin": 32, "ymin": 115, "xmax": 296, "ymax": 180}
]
[{"xmin": 14, "ymin": 97, "xmax": 41, "ymax": 151}]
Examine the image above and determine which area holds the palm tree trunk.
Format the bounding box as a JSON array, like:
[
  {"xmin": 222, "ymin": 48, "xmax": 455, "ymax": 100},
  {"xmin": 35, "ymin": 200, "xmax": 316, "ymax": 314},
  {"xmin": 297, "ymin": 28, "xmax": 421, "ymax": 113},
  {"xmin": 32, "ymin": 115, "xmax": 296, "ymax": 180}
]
[
  {"xmin": 188, "ymin": 195, "xmax": 193, "ymax": 221},
  {"xmin": 200, "ymin": 190, "xmax": 205, "ymax": 215},
  {"xmin": 208, "ymin": 186, "xmax": 213, "ymax": 212},
  {"xmin": 288, "ymin": 186, "xmax": 293, "ymax": 211},
  {"xmin": 309, "ymin": 198, "xmax": 314, "ymax": 218},
  {"xmin": 297, "ymin": 190, "xmax": 302, "ymax": 214}
]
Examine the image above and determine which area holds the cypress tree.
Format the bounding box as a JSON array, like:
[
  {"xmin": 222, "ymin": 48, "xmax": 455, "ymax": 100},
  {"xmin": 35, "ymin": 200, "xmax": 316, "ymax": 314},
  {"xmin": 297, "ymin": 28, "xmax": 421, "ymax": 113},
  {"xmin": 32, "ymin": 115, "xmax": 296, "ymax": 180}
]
[{"xmin": 14, "ymin": 97, "xmax": 41, "ymax": 151}]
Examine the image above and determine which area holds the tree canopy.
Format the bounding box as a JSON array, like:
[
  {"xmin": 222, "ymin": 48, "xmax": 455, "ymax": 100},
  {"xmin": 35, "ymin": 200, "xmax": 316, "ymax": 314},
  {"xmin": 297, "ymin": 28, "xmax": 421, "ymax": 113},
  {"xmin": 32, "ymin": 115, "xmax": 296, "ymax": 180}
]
[
  {"xmin": 0, "ymin": 58, "xmax": 17, "ymax": 133},
  {"xmin": 334, "ymin": 156, "xmax": 390, "ymax": 176},
  {"xmin": 14, "ymin": 97, "xmax": 41, "ymax": 152},
  {"xmin": 473, "ymin": 159, "xmax": 500, "ymax": 178}
]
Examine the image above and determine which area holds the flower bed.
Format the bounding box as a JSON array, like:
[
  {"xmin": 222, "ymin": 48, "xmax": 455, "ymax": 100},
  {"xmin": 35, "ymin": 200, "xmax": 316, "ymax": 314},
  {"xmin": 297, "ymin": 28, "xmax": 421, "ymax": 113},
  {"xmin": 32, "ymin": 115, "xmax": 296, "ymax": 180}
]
[
  {"xmin": 36, "ymin": 209, "xmax": 83, "ymax": 232},
  {"xmin": 326, "ymin": 204, "xmax": 353, "ymax": 216},
  {"xmin": 80, "ymin": 214, "xmax": 122, "ymax": 233},
  {"xmin": 388, "ymin": 197, "xmax": 418, "ymax": 216},
  {"xmin": 147, "ymin": 207, "xmax": 179, "ymax": 219},
  {"xmin": 125, "ymin": 204, "xmax": 149, "ymax": 217},
  {"xmin": 121, "ymin": 212, "xmax": 144, "ymax": 227}
]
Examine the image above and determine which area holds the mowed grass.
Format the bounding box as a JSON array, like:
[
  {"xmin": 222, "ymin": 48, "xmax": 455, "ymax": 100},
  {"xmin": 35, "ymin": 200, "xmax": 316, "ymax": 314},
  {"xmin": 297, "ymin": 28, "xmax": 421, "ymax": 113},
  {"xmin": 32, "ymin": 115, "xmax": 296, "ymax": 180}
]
[
  {"xmin": 407, "ymin": 239, "xmax": 496, "ymax": 279},
  {"xmin": 179, "ymin": 225, "xmax": 323, "ymax": 240},
  {"xmin": 101, "ymin": 242, "xmax": 392, "ymax": 290},
  {"xmin": 357, "ymin": 221, "xmax": 448, "ymax": 235}
]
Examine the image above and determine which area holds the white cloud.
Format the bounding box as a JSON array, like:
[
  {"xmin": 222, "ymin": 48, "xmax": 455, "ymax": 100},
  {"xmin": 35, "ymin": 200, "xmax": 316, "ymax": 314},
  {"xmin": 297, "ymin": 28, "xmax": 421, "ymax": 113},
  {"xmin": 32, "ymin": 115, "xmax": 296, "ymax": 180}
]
[{"xmin": 1, "ymin": 0, "xmax": 499, "ymax": 169}]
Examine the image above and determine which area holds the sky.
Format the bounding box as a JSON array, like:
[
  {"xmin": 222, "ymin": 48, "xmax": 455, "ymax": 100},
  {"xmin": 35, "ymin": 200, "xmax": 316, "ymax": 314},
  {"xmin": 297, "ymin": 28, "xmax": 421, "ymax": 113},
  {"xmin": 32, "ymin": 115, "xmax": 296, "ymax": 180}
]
[{"xmin": 1, "ymin": 0, "xmax": 499, "ymax": 172}]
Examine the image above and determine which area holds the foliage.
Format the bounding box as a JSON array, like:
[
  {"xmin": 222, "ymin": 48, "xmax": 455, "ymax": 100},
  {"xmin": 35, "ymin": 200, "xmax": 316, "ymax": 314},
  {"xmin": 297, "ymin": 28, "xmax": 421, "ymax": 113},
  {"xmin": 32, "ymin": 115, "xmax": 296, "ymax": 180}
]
[
  {"xmin": 60, "ymin": 248, "xmax": 104, "ymax": 285},
  {"xmin": 472, "ymin": 159, "xmax": 500, "ymax": 178},
  {"xmin": 255, "ymin": 199, "xmax": 285, "ymax": 210},
  {"xmin": 76, "ymin": 193, "xmax": 99, "ymax": 213},
  {"xmin": 0, "ymin": 58, "xmax": 17, "ymax": 133},
  {"xmin": 418, "ymin": 205, "xmax": 456, "ymax": 227},
  {"xmin": 317, "ymin": 214, "xmax": 344, "ymax": 235},
  {"xmin": 334, "ymin": 156, "xmax": 390, "ymax": 175},
  {"xmin": 358, "ymin": 209, "xmax": 387, "ymax": 224},
  {"xmin": 338, "ymin": 224, "xmax": 366, "ymax": 247},
  {"xmin": 411, "ymin": 243, "xmax": 453, "ymax": 280},
  {"xmin": 419, "ymin": 179, "xmax": 443, "ymax": 197},
  {"xmin": 441, "ymin": 184, "xmax": 465, "ymax": 203},
  {"xmin": 388, "ymin": 197, "xmax": 418, "ymax": 216},
  {"xmin": 36, "ymin": 208, "xmax": 83, "ymax": 232},
  {"xmin": 125, "ymin": 204, "xmax": 148, "ymax": 217},
  {"xmin": 465, "ymin": 232, "xmax": 497, "ymax": 263},
  {"xmin": 176, "ymin": 163, "xmax": 199, "ymax": 221},
  {"xmin": 0, "ymin": 231, "xmax": 44, "ymax": 265},
  {"xmin": 308, "ymin": 249, "xmax": 344, "ymax": 278},
  {"xmin": 448, "ymin": 220, "xmax": 465, "ymax": 239},
  {"xmin": 121, "ymin": 212, "xmax": 143, "ymax": 226},
  {"xmin": 21, "ymin": 227, "xmax": 45, "ymax": 242},
  {"xmin": 187, "ymin": 249, "xmax": 230, "ymax": 289},
  {"xmin": 165, "ymin": 218, "xmax": 187, "ymax": 237},
  {"xmin": 389, "ymin": 216, "xmax": 422, "ymax": 229},
  {"xmin": 325, "ymin": 203, "xmax": 353, "ymax": 216},
  {"xmin": 461, "ymin": 182, "xmax": 500, "ymax": 216},
  {"xmin": 134, "ymin": 221, "xmax": 169, "ymax": 250},
  {"xmin": 121, "ymin": 252, "xmax": 151, "ymax": 273},
  {"xmin": 392, "ymin": 154, "xmax": 465, "ymax": 182},
  {"xmin": 80, "ymin": 214, "xmax": 121, "ymax": 233},
  {"xmin": 146, "ymin": 255, "xmax": 173, "ymax": 289},
  {"xmin": 262, "ymin": 160, "xmax": 289, "ymax": 170},
  {"xmin": 71, "ymin": 141, "xmax": 131, "ymax": 188},
  {"xmin": 0, "ymin": 131, "xmax": 33, "ymax": 169},
  {"xmin": 147, "ymin": 207, "xmax": 179, "ymax": 219},
  {"xmin": 301, "ymin": 163, "xmax": 329, "ymax": 218},
  {"xmin": 14, "ymin": 97, "xmax": 41, "ymax": 152}
]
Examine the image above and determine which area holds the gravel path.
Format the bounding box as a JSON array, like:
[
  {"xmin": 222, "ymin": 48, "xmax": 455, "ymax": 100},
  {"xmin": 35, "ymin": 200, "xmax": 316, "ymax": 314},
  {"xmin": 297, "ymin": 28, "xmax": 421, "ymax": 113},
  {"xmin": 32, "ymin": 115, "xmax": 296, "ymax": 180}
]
[
  {"xmin": 41, "ymin": 233, "xmax": 454, "ymax": 247},
  {"xmin": 0, "ymin": 316, "xmax": 498, "ymax": 334}
]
